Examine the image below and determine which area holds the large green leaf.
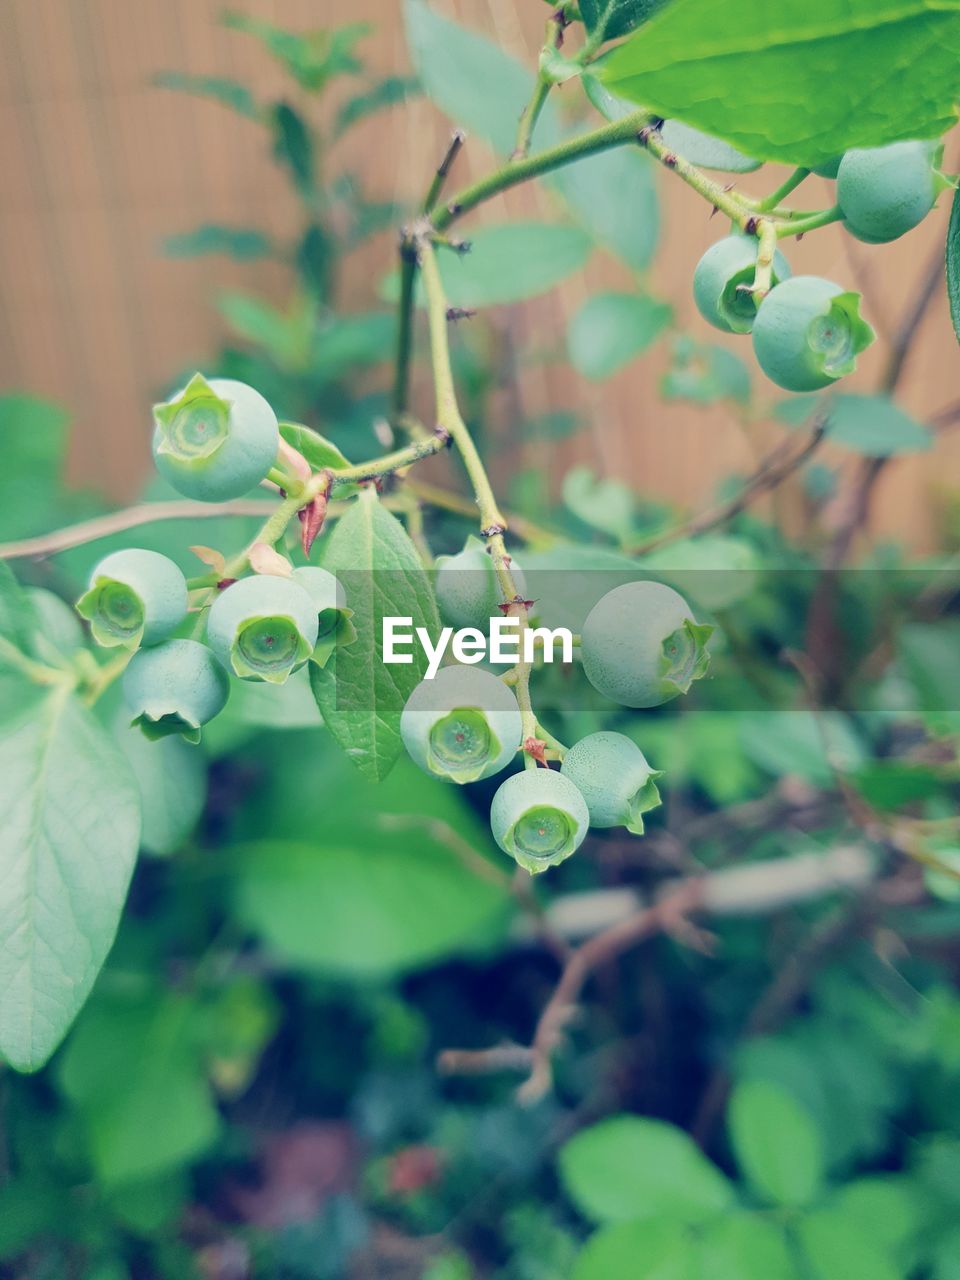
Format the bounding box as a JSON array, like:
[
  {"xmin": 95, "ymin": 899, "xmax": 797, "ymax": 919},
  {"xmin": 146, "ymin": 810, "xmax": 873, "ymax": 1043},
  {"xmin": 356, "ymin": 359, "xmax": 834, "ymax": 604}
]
[
  {"xmin": 558, "ymin": 1116, "xmax": 734, "ymax": 1224},
  {"xmin": 311, "ymin": 490, "xmax": 439, "ymax": 780},
  {"xmin": 0, "ymin": 683, "xmax": 141, "ymax": 1072},
  {"xmin": 573, "ymin": 1220, "xmax": 696, "ymax": 1280},
  {"xmin": 728, "ymin": 1079, "xmax": 824, "ymax": 1207},
  {"xmin": 696, "ymin": 1214, "xmax": 798, "ymax": 1280},
  {"xmin": 600, "ymin": 0, "xmax": 960, "ymax": 165},
  {"xmin": 796, "ymin": 1208, "xmax": 904, "ymax": 1280},
  {"xmin": 234, "ymin": 838, "xmax": 510, "ymax": 978},
  {"xmin": 569, "ymin": 292, "xmax": 672, "ymax": 379},
  {"xmin": 57, "ymin": 991, "xmax": 219, "ymax": 1186},
  {"xmin": 948, "ymin": 185, "xmax": 960, "ymax": 345}
]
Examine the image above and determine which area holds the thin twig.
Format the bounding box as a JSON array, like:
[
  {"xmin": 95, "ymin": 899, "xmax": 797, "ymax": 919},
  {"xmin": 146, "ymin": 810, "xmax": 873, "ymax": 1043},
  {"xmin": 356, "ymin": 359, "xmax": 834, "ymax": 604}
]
[
  {"xmin": 629, "ymin": 416, "xmax": 828, "ymax": 556},
  {"xmin": 0, "ymin": 499, "xmax": 278, "ymax": 560},
  {"xmin": 422, "ymin": 129, "xmax": 466, "ymax": 213}
]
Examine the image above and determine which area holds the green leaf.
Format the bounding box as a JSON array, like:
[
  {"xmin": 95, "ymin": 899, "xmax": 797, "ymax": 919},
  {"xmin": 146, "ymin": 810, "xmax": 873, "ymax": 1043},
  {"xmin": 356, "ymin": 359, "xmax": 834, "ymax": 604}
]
[
  {"xmin": 737, "ymin": 710, "xmax": 866, "ymax": 783},
  {"xmin": 636, "ymin": 535, "xmax": 759, "ymax": 610},
  {"xmin": 818, "ymin": 394, "xmax": 931, "ymax": 456},
  {"xmin": 58, "ymin": 991, "xmax": 219, "ymax": 1185},
  {"xmin": 662, "ymin": 338, "xmax": 751, "ymax": 406},
  {"xmin": 0, "ymin": 563, "xmax": 39, "ymax": 656},
  {"xmin": 234, "ymin": 838, "xmax": 510, "ymax": 978},
  {"xmin": 222, "ymin": 13, "xmax": 369, "ymax": 92},
  {"xmin": 562, "ymin": 467, "xmax": 636, "ymax": 544},
  {"xmin": 426, "ymin": 224, "xmax": 593, "ymax": 307},
  {"xmin": 310, "ymin": 490, "xmax": 439, "ymax": 780},
  {"xmin": 728, "ymin": 1080, "xmax": 824, "ymax": 1207},
  {"xmin": 270, "ymin": 102, "xmax": 314, "ymax": 193},
  {"xmin": 949, "ymin": 185, "xmax": 960, "ymax": 345},
  {"xmin": 551, "ymin": 149, "xmax": 659, "ymax": 270},
  {"xmin": 153, "ymin": 72, "xmax": 259, "ymax": 119},
  {"xmin": 0, "ymin": 685, "xmax": 141, "ymax": 1072},
  {"xmin": 580, "ymin": 0, "xmax": 669, "ymax": 41},
  {"xmin": 569, "ymin": 293, "xmax": 672, "ymax": 379},
  {"xmin": 162, "ymin": 225, "xmax": 273, "ymax": 260},
  {"xmin": 218, "ymin": 292, "xmax": 314, "ymax": 368},
  {"xmin": 696, "ymin": 1214, "xmax": 798, "ymax": 1280},
  {"xmin": 335, "ymin": 75, "xmax": 420, "ymax": 134},
  {"xmin": 796, "ymin": 1208, "xmax": 904, "ymax": 1280},
  {"xmin": 114, "ymin": 719, "xmax": 206, "ymax": 858},
  {"xmin": 573, "ymin": 1220, "xmax": 696, "ymax": 1280},
  {"xmin": 599, "ymin": 0, "xmax": 960, "ymax": 166},
  {"xmin": 404, "ymin": 0, "xmax": 561, "ymax": 155},
  {"xmin": 558, "ymin": 1115, "xmax": 734, "ymax": 1224},
  {"xmin": 831, "ymin": 1177, "xmax": 923, "ymax": 1264},
  {"xmin": 0, "ymin": 396, "xmax": 71, "ymax": 542},
  {"xmin": 278, "ymin": 422, "xmax": 354, "ymax": 474}
]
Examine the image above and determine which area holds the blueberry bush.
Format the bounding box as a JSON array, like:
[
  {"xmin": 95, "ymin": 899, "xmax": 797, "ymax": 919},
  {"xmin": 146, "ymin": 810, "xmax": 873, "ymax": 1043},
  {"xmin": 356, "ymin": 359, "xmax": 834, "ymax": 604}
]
[{"xmin": 2, "ymin": 2, "xmax": 960, "ymax": 1276}]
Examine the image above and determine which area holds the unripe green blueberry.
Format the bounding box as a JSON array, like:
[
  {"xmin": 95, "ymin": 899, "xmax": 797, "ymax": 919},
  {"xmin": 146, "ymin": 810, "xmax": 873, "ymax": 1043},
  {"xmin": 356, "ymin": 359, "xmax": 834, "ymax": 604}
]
[
  {"xmin": 837, "ymin": 141, "xmax": 948, "ymax": 243},
  {"xmin": 812, "ymin": 156, "xmax": 842, "ymax": 179},
  {"xmin": 76, "ymin": 548, "xmax": 188, "ymax": 649},
  {"xmin": 152, "ymin": 373, "xmax": 280, "ymax": 502},
  {"xmin": 693, "ymin": 235, "xmax": 791, "ymax": 335},
  {"xmin": 489, "ymin": 769, "xmax": 589, "ymax": 875},
  {"xmin": 560, "ymin": 732, "xmax": 663, "ymax": 834},
  {"xmin": 27, "ymin": 587, "xmax": 85, "ymax": 660},
  {"xmin": 400, "ymin": 664, "xmax": 522, "ymax": 784},
  {"xmin": 581, "ymin": 581, "xmax": 712, "ymax": 709},
  {"xmin": 752, "ymin": 277, "xmax": 875, "ymax": 392},
  {"xmin": 434, "ymin": 536, "xmax": 527, "ymax": 631},
  {"xmin": 206, "ymin": 574, "xmax": 318, "ymax": 684},
  {"xmin": 122, "ymin": 638, "xmax": 229, "ymax": 743},
  {"xmin": 292, "ymin": 566, "xmax": 346, "ymax": 637}
]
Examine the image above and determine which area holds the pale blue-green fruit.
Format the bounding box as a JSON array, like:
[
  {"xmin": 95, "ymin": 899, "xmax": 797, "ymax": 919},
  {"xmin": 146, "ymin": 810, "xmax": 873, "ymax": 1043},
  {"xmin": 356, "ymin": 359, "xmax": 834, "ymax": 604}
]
[
  {"xmin": 752, "ymin": 277, "xmax": 875, "ymax": 393},
  {"xmin": 561, "ymin": 732, "xmax": 663, "ymax": 834},
  {"xmin": 434, "ymin": 536, "xmax": 527, "ymax": 631},
  {"xmin": 400, "ymin": 664, "xmax": 522, "ymax": 784},
  {"xmin": 837, "ymin": 141, "xmax": 948, "ymax": 243},
  {"xmin": 693, "ymin": 235, "xmax": 791, "ymax": 335},
  {"xmin": 206, "ymin": 574, "xmax": 318, "ymax": 684},
  {"xmin": 122, "ymin": 638, "xmax": 229, "ymax": 744},
  {"xmin": 27, "ymin": 587, "xmax": 85, "ymax": 661},
  {"xmin": 292, "ymin": 565, "xmax": 346, "ymax": 636},
  {"xmin": 581, "ymin": 581, "xmax": 712, "ymax": 709},
  {"xmin": 152, "ymin": 373, "xmax": 279, "ymax": 502},
  {"xmin": 489, "ymin": 769, "xmax": 589, "ymax": 874},
  {"xmin": 76, "ymin": 548, "xmax": 188, "ymax": 649}
]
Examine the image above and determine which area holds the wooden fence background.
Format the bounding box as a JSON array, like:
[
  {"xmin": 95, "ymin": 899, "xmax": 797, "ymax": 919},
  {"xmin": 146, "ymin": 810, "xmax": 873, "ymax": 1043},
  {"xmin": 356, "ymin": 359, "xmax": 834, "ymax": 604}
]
[{"xmin": 1, "ymin": 0, "xmax": 958, "ymax": 547}]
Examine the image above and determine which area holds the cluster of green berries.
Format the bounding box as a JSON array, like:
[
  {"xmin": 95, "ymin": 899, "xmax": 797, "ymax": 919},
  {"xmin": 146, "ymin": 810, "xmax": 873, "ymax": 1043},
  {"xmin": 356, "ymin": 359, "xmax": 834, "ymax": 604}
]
[
  {"xmin": 400, "ymin": 577, "xmax": 711, "ymax": 875},
  {"xmin": 75, "ymin": 374, "xmax": 347, "ymax": 743},
  {"xmin": 693, "ymin": 140, "xmax": 949, "ymax": 393}
]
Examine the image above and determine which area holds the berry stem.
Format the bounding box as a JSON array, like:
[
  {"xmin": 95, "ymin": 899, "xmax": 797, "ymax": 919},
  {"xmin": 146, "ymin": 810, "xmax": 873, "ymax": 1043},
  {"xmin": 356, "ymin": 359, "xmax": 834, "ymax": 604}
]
[
  {"xmin": 418, "ymin": 236, "xmax": 539, "ymax": 746},
  {"xmin": 776, "ymin": 205, "xmax": 843, "ymax": 238},
  {"xmin": 750, "ymin": 218, "xmax": 779, "ymax": 305},
  {"xmin": 512, "ymin": 10, "xmax": 566, "ymax": 161},
  {"xmin": 754, "ymin": 166, "xmax": 811, "ymax": 212}
]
